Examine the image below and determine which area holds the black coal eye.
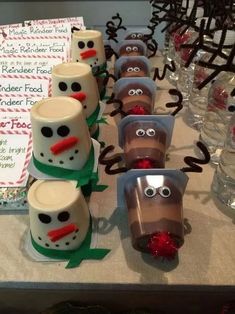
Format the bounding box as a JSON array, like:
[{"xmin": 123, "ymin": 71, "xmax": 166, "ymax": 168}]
[
  {"xmin": 227, "ymin": 105, "xmax": 235, "ymax": 112},
  {"xmin": 78, "ymin": 41, "xmax": 85, "ymax": 49},
  {"xmin": 58, "ymin": 82, "xmax": 67, "ymax": 91},
  {"xmin": 58, "ymin": 211, "xmax": 70, "ymax": 222},
  {"xmin": 159, "ymin": 186, "xmax": 171, "ymax": 198},
  {"xmin": 144, "ymin": 186, "xmax": 157, "ymax": 198},
  {"xmin": 41, "ymin": 127, "xmax": 53, "ymax": 138},
  {"xmin": 71, "ymin": 82, "xmax": 81, "ymax": 92},
  {"xmin": 57, "ymin": 125, "xmax": 70, "ymax": 137},
  {"xmin": 38, "ymin": 213, "xmax": 51, "ymax": 224},
  {"xmin": 87, "ymin": 41, "xmax": 94, "ymax": 48}
]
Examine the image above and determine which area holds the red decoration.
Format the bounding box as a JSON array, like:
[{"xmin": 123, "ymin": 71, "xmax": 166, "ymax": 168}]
[
  {"xmin": 48, "ymin": 223, "xmax": 78, "ymax": 242},
  {"xmin": 128, "ymin": 105, "xmax": 148, "ymax": 115},
  {"xmin": 133, "ymin": 158, "xmax": 154, "ymax": 169},
  {"xmin": 80, "ymin": 49, "xmax": 97, "ymax": 59},
  {"xmin": 147, "ymin": 231, "xmax": 178, "ymax": 260},
  {"xmin": 50, "ymin": 136, "xmax": 79, "ymax": 155},
  {"xmin": 70, "ymin": 92, "xmax": 87, "ymax": 102}
]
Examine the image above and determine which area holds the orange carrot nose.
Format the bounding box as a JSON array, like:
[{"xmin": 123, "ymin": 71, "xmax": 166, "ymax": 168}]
[
  {"xmin": 70, "ymin": 92, "xmax": 87, "ymax": 102},
  {"xmin": 47, "ymin": 224, "xmax": 78, "ymax": 242},
  {"xmin": 80, "ymin": 49, "xmax": 97, "ymax": 59},
  {"xmin": 50, "ymin": 136, "xmax": 79, "ymax": 155}
]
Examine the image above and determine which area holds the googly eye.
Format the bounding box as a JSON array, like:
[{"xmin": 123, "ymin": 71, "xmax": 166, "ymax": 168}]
[
  {"xmin": 126, "ymin": 46, "xmax": 132, "ymax": 52},
  {"xmin": 159, "ymin": 186, "xmax": 171, "ymax": 198},
  {"xmin": 144, "ymin": 186, "xmax": 157, "ymax": 198},
  {"xmin": 136, "ymin": 88, "xmax": 143, "ymax": 96},
  {"xmin": 227, "ymin": 105, "xmax": 235, "ymax": 112},
  {"xmin": 131, "ymin": 33, "xmax": 137, "ymax": 39},
  {"xmin": 128, "ymin": 89, "xmax": 136, "ymax": 96},
  {"xmin": 136, "ymin": 128, "xmax": 145, "ymax": 136},
  {"xmin": 133, "ymin": 46, "xmax": 138, "ymax": 52},
  {"xmin": 134, "ymin": 67, "xmax": 140, "ymax": 72},
  {"xmin": 137, "ymin": 33, "xmax": 143, "ymax": 39},
  {"xmin": 146, "ymin": 128, "xmax": 156, "ymax": 136},
  {"xmin": 127, "ymin": 67, "xmax": 134, "ymax": 72}
]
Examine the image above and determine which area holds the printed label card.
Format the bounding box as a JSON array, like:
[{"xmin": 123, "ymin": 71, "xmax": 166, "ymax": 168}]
[
  {"xmin": 0, "ymin": 55, "xmax": 63, "ymax": 67},
  {"xmin": 24, "ymin": 17, "xmax": 85, "ymax": 30},
  {"xmin": 0, "ymin": 75, "xmax": 50, "ymax": 97},
  {"xmin": 0, "ymin": 60, "xmax": 53, "ymax": 77},
  {"xmin": 0, "ymin": 95, "xmax": 42, "ymax": 107},
  {"xmin": 5, "ymin": 23, "xmax": 71, "ymax": 38},
  {"xmin": 0, "ymin": 107, "xmax": 32, "ymax": 187},
  {"xmin": 0, "ymin": 39, "xmax": 70, "ymax": 61}
]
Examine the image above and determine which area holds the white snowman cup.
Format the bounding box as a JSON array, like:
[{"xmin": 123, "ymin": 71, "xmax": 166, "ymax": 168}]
[
  {"xmin": 51, "ymin": 62, "xmax": 100, "ymax": 121},
  {"xmin": 28, "ymin": 180, "xmax": 90, "ymax": 251},
  {"xmin": 71, "ymin": 30, "xmax": 106, "ymax": 70},
  {"xmin": 30, "ymin": 96, "xmax": 92, "ymax": 171}
]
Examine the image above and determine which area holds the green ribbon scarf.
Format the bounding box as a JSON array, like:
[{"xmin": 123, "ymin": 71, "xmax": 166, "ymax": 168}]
[
  {"xmin": 86, "ymin": 103, "xmax": 100, "ymax": 128},
  {"xmin": 93, "ymin": 63, "xmax": 107, "ymax": 100},
  {"xmin": 31, "ymin": 221, "xmax": 110, "ymax": 269},
  {"xmin": 33, "ymin": 145, "xmax": 107, "ymax": 196},
  {"xmin": 93, "ymin": 62, "xmax": 107, "ymax": 77},
  {"xmin": 86, "ymin": 103, "xmax": 107, "ymax": 130}
]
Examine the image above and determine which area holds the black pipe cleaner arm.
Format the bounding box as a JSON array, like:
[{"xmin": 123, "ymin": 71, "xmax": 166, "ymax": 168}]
[
  {"xmin": 181, "ymin": 141, "xmax": 211, "ymax": 173},
  {"xmin": 165, "ymin": 89, "xmax": 183, "ymax": 116},
  {"xmin": 99, "ymin": 145, "xmax": 127, "ymax": 175},
  {"xmin": 153, "ymin": 60, "xmax": 176, "ymax": 81}
]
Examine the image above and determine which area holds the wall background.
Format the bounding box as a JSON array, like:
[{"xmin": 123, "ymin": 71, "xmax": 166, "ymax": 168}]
[{"xmin": 0, "ymin": 1, "xmax": 165, "ymax": 48}]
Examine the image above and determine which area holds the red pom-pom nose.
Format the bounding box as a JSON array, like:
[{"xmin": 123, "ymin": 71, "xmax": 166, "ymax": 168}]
[
  {"xmin": 133, "ymin": 158, "xmax": 155, "ymax": 169},
  {"xmin": 128, "ymin": 105, "xmax": 148, "ymax": 115},
  {"xmin": 147, "ymin": 231, "xmax": 178, "ymax": 260}
]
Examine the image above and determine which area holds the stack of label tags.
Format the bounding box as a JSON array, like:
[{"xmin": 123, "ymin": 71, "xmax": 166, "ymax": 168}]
[{"xmin": 0, "ymin": 17, "xmax": 85, "ymax": 211}]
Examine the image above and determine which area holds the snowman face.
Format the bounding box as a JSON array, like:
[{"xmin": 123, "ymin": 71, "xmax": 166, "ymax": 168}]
[
  {"xmin": 28, "ymin": 180, "xmax": 90, "ymax": 251},
  {"xmin": 71, "ymin": 30, "xmax": 106, "ymax": 69},
  {"xmin": 52, "ymin": 62, "xmax": 100, "ymax": 118},
  {"xmin": 30, "ymin": 97, "xmax": 91, "ymax": 170}
]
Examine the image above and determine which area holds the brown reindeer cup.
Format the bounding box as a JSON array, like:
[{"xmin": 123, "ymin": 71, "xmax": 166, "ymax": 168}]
[
  {"xmin": 116, "ymin": 143, "xmax": 210, "ymax": 260},
  {"xmin": 118, "ymin": 40, "xmax": 147, "ymax": 57},
  {"xmin": 113, "ymin": 77, "xmax": 156, "ymax": 116},
  {"xmin": 117, "ymin": 169, "xmax": 188, "ymax": 258},
  {"xmin": 114, "ymin": 56, "xmax": 150, "ymax": 79},
  {"xmin": 119, "ymin": 115, "xmax": 174, "ymax": 169}
]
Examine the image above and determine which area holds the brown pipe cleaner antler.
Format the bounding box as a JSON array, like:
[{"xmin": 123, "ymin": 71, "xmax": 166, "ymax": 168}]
[
  {"xmin": 105, "ymin": 13, "xmax": 126, "ymax": 43},
  {"xmin": 165, "ymin": 89, "xmax": 183, "ymax": 116},
  {"xmin": 153, "ymin": 60, "xmax": 176, "ymax": 80},
  {"xmin": 99, "ymin": 145, "xmax": 127, "ymax": 175},
  {"xmin": 181, "ymin": 141, "xmax": 210, "ymax": 173}
]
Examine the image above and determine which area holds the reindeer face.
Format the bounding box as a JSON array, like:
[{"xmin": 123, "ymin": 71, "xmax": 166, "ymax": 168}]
[
  {"xmin": 120, "ymin": 59, "xmax": 148, "ymax": 78},
  {"xmin": 123, "ymin": 121, "xmax": 167, "ymax": 169},
  {"xmin": 124, "ymin": 175, "xmax": 184, "ymax": 252},
  {"xmin": 117, "ymin": 83, "xmax": 154, "ymax": 115},
  {"xmin": 119, "ymin": 43, "xmax": 145, "ymax": 57},
  {"xmin": 125, "ymin": 32, "xmax": 145, "ymax": 41}
]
